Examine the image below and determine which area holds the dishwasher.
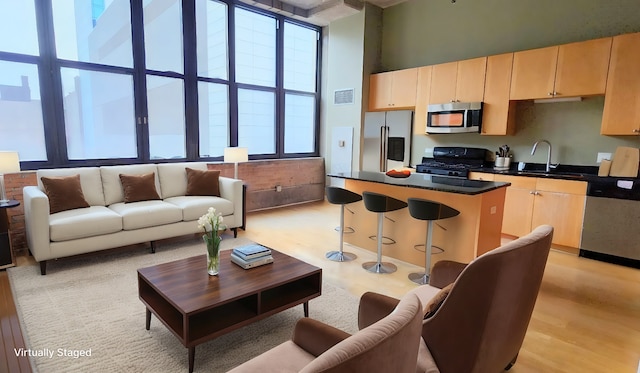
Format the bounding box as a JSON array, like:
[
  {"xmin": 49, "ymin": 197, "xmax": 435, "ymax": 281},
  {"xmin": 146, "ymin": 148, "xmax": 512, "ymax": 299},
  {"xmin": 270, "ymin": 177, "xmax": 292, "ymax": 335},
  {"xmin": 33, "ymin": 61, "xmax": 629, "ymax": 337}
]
[{"xmin": 579, "ymin": 177, "xmax": 640, "ymax": 269}]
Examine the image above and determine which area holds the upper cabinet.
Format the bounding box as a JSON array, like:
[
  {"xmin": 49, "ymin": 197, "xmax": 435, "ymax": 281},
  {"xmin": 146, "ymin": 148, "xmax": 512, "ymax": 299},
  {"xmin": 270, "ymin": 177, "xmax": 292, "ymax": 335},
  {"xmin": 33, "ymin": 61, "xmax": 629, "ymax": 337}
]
[
  {"xmin": 481, "ymin": 53, "xmax": 516, "ymax": 135},
  {"xmin": 368, "ymin": 68, "xmax": 418, "ymax": 111},
  {"xmin": 414, "ymin": 66, "xmax": 433, "ymax": 135},
  {"xmin": 429, "ymin": 57, "xmax": 487, "ymax": 104},
  {"xmin": 510, "ymin": 37, "xmax": 612, "ymax": 100},
  {"xmin": 601, "ymin": 32, "xmax": 640, "ymax": 135}
]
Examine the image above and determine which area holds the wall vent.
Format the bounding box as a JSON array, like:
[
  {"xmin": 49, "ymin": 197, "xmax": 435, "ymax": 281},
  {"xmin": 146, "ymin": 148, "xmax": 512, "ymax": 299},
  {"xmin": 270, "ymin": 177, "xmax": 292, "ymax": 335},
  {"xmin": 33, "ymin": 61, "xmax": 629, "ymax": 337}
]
[{"xmin": 333, "ymin": 89, "xmax": 354, "ymax": 105}]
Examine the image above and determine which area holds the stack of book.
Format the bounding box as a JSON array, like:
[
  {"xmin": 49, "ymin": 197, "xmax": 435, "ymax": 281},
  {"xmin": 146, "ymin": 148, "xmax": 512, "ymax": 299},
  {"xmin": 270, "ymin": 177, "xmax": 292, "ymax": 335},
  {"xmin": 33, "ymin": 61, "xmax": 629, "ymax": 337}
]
[{"xmin": 231, "ymin": 244, "xmax": 273, "ymax": 269}]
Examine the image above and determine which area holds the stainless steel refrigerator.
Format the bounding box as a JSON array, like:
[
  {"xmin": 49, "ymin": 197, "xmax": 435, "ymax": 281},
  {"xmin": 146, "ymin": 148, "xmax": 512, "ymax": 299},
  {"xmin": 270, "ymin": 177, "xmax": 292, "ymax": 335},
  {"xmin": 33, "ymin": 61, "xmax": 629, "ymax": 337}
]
[{"xmin": 362, "ymin": 110, "xmax": 413, "ymax": 172}]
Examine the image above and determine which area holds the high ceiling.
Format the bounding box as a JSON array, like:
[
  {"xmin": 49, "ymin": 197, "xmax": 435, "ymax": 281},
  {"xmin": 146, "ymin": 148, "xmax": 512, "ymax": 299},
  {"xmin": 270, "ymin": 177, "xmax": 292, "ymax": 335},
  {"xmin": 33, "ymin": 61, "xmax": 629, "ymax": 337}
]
[{"xmin": 238, "ymin": 0, "xmax": 409, "ymax": 26}]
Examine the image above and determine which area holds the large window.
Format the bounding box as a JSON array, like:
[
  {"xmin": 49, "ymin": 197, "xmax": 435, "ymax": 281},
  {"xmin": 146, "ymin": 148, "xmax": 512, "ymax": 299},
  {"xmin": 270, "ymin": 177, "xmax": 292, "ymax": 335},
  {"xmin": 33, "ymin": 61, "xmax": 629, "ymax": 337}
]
[{"xmin": 0, "ymin": 0, "xmax": 321, "ymax": 168}]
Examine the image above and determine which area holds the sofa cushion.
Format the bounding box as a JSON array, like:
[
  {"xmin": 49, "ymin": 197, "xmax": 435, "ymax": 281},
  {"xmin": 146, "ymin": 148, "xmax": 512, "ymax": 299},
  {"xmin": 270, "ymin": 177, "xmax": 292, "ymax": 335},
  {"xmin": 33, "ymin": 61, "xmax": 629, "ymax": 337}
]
[
  {"xmin": 227, "ymin": 341, "xmax": 315, "ymax": 373},
  {"xmin": 119, "ymin": 173, "xmax": 161, "ymax": 203},
  {"xmin": 37, "ymin": 167, "xmax": 105, "ymax": 206},
  {"xmin": 49, "ymin": 206, "xmax": 123, "ymax": 242},
  {"xmin": 164, "ymin": 196, "xmax": 234, "ymax": 221},
  {"xmin": 157, "ymin": 162, "xmax": 209, "ymax": 198},
  {"xmin": 186, "ymin": 168, "xmax": 220, "ymax": 196},
  {"xmin": 109, "ymin": 201, "xmax": 182, "ymax": 230},
  {"xmin": 41, "ymin": 175, "xmax": 91, "ymax": 214},
  {"xmin": 101, "ymin": 164, "xmax": 160, "ymax": 205}
]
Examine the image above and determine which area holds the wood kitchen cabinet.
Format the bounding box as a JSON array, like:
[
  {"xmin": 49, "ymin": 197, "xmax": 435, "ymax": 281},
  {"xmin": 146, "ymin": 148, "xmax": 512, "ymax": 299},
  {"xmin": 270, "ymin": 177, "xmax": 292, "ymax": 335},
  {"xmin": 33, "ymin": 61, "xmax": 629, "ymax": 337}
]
[
  {"xmin": 510, "ymin": 37, "xmax": 612, "ymax": 100},
  {"xmin": 429, "ymin": 57, "xmax": 486, "ymax": 104},
  {"xmin": 414, "ymin": 66, "xmax": 433, "ymax": 135},
  {"xmin": 369, "ymin": 68, "xmax": 418, "ymax": 111},
  {"xmin": 481, "ymin": 53, "xmax": 516, "ymax": 135},
  {"xmin": 601, "ymin": 32, "xmax": 640, "ymax": 135},
  {"xmin": 492, "ymin": 175, "xmax": 587, "ymax": 248},
  {"xmin": 467, "ymin": 172, "xmax": 494, "ymax": 181}
]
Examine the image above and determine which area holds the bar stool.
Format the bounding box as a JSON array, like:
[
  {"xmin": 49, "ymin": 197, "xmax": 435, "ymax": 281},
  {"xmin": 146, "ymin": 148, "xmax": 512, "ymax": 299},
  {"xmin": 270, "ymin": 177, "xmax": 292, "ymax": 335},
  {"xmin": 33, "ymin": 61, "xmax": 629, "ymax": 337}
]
[
  {"xmin": 407, "ymin": 198, "xmax": 460, "ymax": 285},
  {"xmin": 325, "ymin": 187, "xmax": 362, "ymax": 262},
  {"xmin": 362, "ymin": 191, "xmax": 408, "ymax": 274}
]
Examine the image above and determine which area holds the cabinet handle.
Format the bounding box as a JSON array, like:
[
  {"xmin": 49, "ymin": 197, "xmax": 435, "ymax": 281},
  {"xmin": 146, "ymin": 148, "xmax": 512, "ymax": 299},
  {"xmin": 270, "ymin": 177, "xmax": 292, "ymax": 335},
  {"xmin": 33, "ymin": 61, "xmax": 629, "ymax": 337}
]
[
  {"xmin": 633, "ymin": 129, "xmax": 640, "ymax": 133},
  {"xmin": 548, "ymin": 92, "xmax": 553, "ymax": 96},
  {"xmin": 529, "ymin": 190, "xmax": 536, "ymax": 195}
]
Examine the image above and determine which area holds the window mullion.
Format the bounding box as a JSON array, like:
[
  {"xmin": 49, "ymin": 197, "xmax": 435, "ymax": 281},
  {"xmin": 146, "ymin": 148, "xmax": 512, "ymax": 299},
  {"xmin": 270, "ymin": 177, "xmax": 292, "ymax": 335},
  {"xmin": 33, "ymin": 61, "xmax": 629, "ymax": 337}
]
[
  {"xmin": 275, "ymin": 17, "xmax": 285, "ymax": 158},
  {"xmin": 183, "ymin": 0, "xmax": 198, "ymax": 160}
]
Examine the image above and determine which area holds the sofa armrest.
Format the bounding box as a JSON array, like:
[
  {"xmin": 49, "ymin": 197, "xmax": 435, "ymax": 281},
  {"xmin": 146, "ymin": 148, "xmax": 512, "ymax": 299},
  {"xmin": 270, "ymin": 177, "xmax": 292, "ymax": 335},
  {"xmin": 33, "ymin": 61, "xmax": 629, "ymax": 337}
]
[
  {"xmin": 292, "ymin": 317, "xmax": 351, "ymax": 357},
  {"xmin": 357, "ymin": 291, "xmax": 400, "ymax": 330},
  {"xmin": 429, "ymin": 260, "xmax": 467, "ymax": 289},
  {"xmin": 23, "ymin": 186, "xmax": 51, "ymax": 261},
  {"xmin": 218, "ymin": 177, "xmax": 243, "ymax": 228}
]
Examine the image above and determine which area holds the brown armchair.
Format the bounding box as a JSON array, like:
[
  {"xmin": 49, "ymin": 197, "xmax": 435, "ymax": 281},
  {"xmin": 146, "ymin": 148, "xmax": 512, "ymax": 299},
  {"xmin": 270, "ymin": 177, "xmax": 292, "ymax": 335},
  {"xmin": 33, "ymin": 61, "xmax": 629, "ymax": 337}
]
[
  {"xmin": 228, "ymin": 291, "xmax": 424, "ymax": 373},
  {"xmin": 359, "ymin": 225, "xmax": 554, "ymax": 373}
]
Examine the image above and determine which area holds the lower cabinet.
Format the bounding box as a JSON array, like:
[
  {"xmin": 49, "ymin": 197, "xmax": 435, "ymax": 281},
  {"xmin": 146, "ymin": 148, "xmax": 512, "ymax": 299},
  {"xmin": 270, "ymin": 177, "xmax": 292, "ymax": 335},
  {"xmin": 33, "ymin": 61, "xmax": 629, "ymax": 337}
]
[{"xmin": 471, "ymin": 174, "xmax": 587, "ymax": 248}]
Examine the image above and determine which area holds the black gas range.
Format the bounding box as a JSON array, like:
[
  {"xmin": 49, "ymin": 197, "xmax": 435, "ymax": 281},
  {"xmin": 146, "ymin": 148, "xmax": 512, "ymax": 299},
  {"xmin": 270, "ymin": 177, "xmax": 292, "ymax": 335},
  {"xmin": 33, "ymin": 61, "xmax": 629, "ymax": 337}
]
[{"xmin": 415, "ymin": 147, "xmax": 490, "ymax": 178}]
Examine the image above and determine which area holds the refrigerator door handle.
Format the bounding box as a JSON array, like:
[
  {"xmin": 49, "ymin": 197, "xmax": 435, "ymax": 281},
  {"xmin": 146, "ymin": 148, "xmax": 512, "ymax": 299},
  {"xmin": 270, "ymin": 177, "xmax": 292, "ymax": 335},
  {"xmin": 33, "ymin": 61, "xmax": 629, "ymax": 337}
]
[{"xmin": 379, "ymin": 126, "xmax": 385, "ymax": 172}]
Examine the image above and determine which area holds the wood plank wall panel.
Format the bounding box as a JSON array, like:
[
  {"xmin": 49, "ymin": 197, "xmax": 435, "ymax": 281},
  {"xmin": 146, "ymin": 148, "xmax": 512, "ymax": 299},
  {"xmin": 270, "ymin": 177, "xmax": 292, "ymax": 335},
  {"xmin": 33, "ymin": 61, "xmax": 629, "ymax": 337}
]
[{"xmin": 4, "ymin": 158, "xmax": 325, "ymax": 255}]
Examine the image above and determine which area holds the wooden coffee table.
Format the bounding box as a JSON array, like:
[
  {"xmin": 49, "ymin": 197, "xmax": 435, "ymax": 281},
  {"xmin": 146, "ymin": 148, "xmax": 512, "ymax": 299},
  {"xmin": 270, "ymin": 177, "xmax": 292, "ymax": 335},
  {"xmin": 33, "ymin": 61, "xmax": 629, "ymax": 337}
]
[{"xmin": 137, "ymin": 248, "xmax": 322, "ymax": 373}]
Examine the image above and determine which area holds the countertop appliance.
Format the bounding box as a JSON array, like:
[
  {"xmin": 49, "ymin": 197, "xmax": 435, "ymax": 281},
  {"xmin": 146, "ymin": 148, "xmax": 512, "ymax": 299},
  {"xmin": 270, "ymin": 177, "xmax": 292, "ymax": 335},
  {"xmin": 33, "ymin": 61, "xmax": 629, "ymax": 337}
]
[
  {"xmin": 580, "ymin": 177, "xmax": 640, "ymax": 268},
  {"xmin": 415, "ymin": 147, "xmax": 489, "ymax": 177},
  {"xmin": 362, "ymin": 110, "xmax": 413, "ymax": 172},
  {"xmin": 426, "ymin": 102, "xmax": 482, "ymax": 134}
]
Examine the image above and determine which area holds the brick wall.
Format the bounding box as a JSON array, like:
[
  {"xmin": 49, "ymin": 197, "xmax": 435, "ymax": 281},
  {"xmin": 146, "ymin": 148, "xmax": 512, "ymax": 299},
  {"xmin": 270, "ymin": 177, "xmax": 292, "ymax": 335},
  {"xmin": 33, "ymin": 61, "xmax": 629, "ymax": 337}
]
[{"xmin": 4, "ymin": 158, "xmax": 325, "ymax": 255}]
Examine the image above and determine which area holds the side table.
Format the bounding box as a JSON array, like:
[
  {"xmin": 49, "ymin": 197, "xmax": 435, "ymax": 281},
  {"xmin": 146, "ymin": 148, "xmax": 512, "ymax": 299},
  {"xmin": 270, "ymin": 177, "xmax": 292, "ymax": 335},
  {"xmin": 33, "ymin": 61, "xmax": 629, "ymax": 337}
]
[{"xmin": 0, "ymin": 200, "xmax": 20, "ymax": 270}]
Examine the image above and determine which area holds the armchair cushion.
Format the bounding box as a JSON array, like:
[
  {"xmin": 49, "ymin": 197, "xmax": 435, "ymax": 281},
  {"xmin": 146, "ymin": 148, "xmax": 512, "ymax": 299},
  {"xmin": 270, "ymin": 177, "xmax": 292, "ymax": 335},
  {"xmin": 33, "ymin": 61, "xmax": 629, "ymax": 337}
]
[
  {"xmin": 428, "ymin": 260, "xmax": 467, "ymax": 289},
  {"xmin": 41, "ymin": 174, "xmax": 90, "ymax": 214},
  {"xmin": 185, "ymin": 168, "xmax": 220, "ymax": 197},
  {"xmin": 423, "ymin": 283, "xmax": 453, "ymax": 319},
  {"xmin": 292, "ymin": 318, "xmax": 351, "ymax": 357},
  {"xmin": 119, "ymin": 173, "xmax": 161, "ymax": 203}
]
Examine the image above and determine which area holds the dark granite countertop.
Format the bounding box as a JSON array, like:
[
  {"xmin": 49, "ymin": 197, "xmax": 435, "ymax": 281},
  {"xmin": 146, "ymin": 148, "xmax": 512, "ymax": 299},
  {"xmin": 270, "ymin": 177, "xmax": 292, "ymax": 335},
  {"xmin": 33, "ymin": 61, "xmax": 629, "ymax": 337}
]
[
  {"xmin": 470, "ymin": 163, "xmax": 639, "ymax": 182},
  {"xmin": 328, "ymin": 171, "xmax": 510, "ymax": 195}
]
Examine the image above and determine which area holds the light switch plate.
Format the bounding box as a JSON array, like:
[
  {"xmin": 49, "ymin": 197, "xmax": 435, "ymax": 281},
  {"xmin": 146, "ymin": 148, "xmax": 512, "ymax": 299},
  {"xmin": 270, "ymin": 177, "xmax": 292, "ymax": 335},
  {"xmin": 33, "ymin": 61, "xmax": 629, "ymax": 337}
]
[{"xmin": 597, "ymin": 152, "xmax": 612, "ymax": 163}]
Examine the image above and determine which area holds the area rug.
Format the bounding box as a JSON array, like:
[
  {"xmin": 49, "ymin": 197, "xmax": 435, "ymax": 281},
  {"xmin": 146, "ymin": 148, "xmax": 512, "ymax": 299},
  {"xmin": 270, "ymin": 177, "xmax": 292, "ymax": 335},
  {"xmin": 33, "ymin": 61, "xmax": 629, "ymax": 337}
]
[{"xmin": 8, "ymin": 237, "xmax": 360, "ymax": 373}]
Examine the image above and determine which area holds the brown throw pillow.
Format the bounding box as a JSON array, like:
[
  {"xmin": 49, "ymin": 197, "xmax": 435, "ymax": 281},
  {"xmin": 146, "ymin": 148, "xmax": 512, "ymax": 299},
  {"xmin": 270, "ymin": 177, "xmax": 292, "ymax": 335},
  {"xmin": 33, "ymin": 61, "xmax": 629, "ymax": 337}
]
[
  {"xmin": 119, "ymin": 173, "xmax": 161, "ymax": 203},
  {"xmin": 41, "ymin": 174, "xmax": 90, "ymax": 214},
  {"xmin": 185, "ymin": 168, "xmax": 220, "ymax": 197},
  {"xmin": 424, "ymin": 283, "xmax": 454, "ymax": 319}
]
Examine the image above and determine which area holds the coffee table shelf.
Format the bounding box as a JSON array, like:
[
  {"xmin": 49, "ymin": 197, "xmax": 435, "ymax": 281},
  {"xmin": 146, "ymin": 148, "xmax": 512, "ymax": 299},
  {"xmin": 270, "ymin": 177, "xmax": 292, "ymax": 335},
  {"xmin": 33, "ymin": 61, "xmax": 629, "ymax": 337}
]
[{"xmin": 138, "ymin": 248, "xmax": 322, "ymax": 373}]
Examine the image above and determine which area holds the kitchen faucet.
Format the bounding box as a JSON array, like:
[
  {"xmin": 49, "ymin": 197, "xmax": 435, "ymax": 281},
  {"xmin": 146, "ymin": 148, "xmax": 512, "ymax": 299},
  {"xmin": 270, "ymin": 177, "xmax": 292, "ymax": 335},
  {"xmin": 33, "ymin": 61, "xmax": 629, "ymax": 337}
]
[{"xmin": 530, "ymin": 139, "xmax": 557, "ymax": 172}]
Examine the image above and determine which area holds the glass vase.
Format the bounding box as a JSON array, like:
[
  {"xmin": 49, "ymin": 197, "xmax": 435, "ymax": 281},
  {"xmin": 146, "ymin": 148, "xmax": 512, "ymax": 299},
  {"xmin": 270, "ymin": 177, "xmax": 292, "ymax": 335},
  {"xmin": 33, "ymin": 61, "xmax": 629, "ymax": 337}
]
[{"xmin": 203, "ymin": 234, "xmax": 221, "ymax": 276}]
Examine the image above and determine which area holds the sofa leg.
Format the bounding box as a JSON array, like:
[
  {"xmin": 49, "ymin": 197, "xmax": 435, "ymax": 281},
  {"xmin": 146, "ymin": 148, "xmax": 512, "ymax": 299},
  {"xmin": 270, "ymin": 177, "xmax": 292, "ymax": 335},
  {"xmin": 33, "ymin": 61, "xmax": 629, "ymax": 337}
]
[
  {"xmin": 40, "ymin": 261, "xmax": 47, "ymax": 275},
  {"xmin": 150, "ymin": 241, "xmax": 156, "ymax": 254},
  {"xmin": 232, "ymin": 228, "xmax": 238, "ymax": 238}
]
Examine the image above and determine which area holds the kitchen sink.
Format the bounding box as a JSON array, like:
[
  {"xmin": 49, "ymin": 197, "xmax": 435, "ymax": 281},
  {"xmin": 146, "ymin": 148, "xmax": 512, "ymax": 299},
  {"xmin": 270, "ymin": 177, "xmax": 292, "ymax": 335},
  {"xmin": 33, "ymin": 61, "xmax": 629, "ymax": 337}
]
[{"xmin": 515, "ymin": 170, "xmax": 587, "ymax": 180}]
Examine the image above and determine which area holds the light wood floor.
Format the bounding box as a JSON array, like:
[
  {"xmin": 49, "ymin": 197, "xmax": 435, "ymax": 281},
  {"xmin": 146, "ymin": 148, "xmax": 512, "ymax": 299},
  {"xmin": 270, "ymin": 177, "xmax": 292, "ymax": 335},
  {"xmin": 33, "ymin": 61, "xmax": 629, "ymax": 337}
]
[
  {"xmin": 2, "ymin": 200, "xmax": 640, "ymax": 373},
  {"xmin": 244, "ymin": 200, "xmax": 640, "ymax": 373}
]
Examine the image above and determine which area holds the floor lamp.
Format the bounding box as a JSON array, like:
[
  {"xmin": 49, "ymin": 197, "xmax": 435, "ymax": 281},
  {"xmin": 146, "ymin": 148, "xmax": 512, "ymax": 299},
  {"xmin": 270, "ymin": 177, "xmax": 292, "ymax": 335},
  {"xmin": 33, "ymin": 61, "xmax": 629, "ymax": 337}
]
[
  {"xmin": 224, "ymin": 147, "xmax": 248, "ymax": 179},
  {"xmin": 0, "ymin": 151, "xmax": 20, "ymax": 204}
]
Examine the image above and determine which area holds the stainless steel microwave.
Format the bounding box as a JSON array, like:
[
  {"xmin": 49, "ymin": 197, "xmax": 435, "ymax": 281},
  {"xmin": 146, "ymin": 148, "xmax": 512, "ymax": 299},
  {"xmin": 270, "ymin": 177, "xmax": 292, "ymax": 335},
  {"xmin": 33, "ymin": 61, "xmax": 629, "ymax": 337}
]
[{"xmin": 426, "ymin": 102, "xmax": 482, "ymax": 134}]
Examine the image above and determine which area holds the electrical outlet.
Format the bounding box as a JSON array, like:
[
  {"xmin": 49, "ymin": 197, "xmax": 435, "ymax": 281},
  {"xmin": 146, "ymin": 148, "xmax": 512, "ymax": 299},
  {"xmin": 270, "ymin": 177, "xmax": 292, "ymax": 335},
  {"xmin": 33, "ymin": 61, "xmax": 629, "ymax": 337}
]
[
  {"xmin": 275, "ymin": 185, "xmax": 282, "ymax": 192},
  {"xmin": 597, "ymin": 152, "xmax": 612, "ymax": 163}
]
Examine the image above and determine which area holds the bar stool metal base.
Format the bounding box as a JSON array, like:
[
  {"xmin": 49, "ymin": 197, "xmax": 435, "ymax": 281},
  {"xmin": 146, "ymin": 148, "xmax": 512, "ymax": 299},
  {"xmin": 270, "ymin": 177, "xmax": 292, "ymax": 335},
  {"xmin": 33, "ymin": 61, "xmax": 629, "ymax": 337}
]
[
  {"xmin": 408, "ymin": 272, "xmax": 430, "ymax": 285},
  {"xmin": 362, "ymin": 261, "xmax": 397, "ymax": 274},
  {"xmin": 326, "ymin": 250, "xmax": 357, "ymax": 262}
]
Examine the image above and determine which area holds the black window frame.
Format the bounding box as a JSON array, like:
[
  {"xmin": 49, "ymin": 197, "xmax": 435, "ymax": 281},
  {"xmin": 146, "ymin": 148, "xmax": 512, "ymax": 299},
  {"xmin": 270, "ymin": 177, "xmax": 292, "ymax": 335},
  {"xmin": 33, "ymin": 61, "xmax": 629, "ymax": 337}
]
[{"xmin": 1, "ymin": 0, "xmax": 322, "ymax": 170}]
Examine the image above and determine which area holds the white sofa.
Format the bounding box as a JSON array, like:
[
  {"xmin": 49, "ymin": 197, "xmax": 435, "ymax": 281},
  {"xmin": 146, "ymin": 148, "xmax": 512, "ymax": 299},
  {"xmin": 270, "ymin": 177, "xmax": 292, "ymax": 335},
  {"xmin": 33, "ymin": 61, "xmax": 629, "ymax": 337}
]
[{"xmin": 23, "ymin": 162, "xmax": 244, "ymax": 275}]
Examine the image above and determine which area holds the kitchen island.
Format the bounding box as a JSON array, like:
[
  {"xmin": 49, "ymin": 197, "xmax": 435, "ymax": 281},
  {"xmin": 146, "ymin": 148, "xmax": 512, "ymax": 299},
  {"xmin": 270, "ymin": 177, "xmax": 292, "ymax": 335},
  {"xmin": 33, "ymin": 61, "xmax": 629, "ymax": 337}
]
[{"xmin": 328, "ymin": 172, "xmax": 510, "ymax": 268}]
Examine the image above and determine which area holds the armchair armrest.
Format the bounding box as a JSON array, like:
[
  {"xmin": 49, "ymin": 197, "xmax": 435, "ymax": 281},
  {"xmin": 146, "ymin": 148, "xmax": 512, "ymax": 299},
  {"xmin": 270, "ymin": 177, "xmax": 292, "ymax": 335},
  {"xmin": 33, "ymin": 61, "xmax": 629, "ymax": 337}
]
[
  {"xmin": 357, "ymin": 291, "xmax": 400, "ymax": 330},
  {"xmin": 429, "ymin": 260, "xmax": 467, "ymax": 289},
  {"xmin": 23, "ymin": 186, "xmax": 52, "ymax": 261},
  {"xmin": 218, "ymin": 177, "xmax": 244, "ymax": 229},
  {"xmin": 292, "ymin": 317, "xmax": 351, "ymax": 357}
]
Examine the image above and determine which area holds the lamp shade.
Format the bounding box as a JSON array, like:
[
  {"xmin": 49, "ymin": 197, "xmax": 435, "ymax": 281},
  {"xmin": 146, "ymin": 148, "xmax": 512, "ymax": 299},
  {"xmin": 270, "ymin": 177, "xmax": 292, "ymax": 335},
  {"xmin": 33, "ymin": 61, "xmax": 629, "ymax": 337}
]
[
  {"xmin": 223, "ymin": 147, "xmax": 248, "ymax": 163},
  {"xmin": 0, "ymin": 151, "xmax": 20, "ymax": 174}
]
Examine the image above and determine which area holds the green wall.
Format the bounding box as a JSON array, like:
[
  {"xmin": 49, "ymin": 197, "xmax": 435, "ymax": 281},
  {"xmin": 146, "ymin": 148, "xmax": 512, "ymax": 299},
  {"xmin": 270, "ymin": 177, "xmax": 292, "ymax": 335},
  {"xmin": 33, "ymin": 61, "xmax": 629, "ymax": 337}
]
[{"xmin": 377, "ymin": 0, "xmax": 640, "ymax": 167}]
